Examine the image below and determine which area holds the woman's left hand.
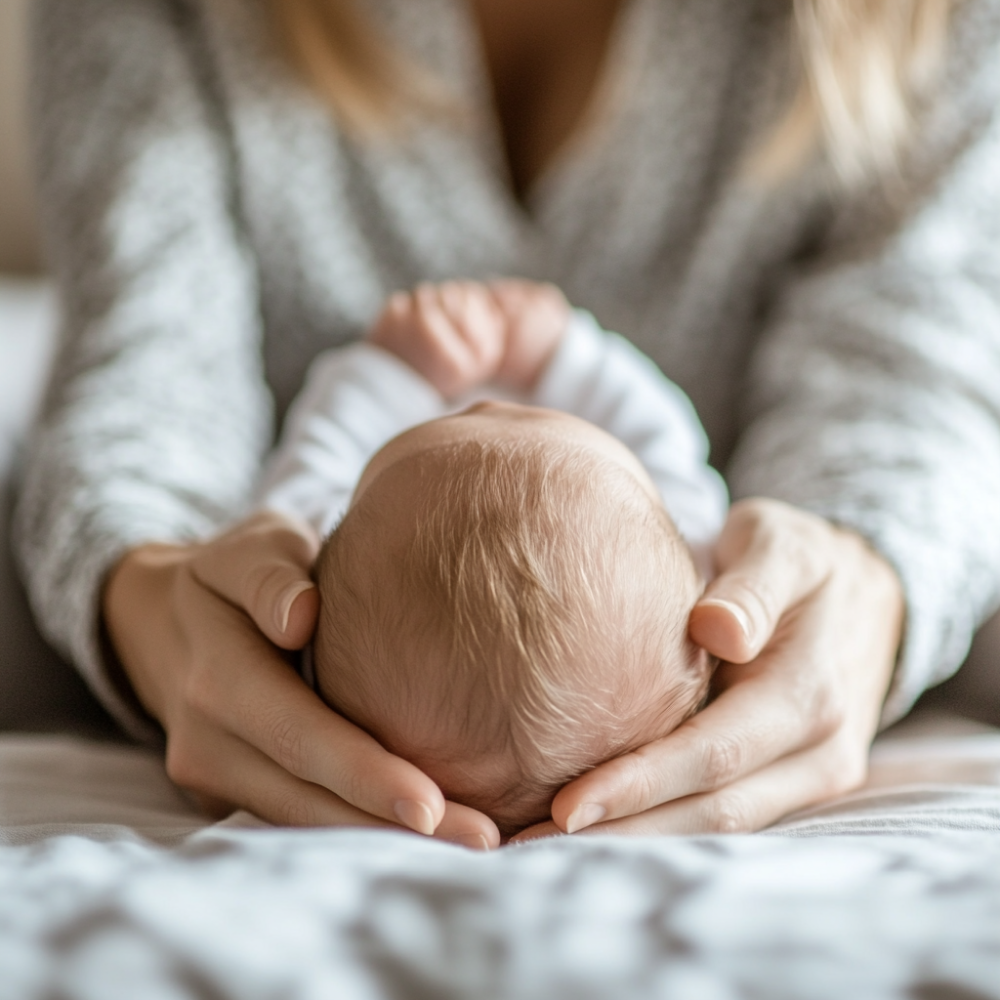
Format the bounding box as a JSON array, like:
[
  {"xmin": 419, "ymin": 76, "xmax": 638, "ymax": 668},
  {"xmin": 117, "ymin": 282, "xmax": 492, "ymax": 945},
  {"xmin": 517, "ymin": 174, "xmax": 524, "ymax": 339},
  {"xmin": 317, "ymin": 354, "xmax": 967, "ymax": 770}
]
[{"xmin": 511, "ymin": 498, "xmax": 905, "ymax": 840}]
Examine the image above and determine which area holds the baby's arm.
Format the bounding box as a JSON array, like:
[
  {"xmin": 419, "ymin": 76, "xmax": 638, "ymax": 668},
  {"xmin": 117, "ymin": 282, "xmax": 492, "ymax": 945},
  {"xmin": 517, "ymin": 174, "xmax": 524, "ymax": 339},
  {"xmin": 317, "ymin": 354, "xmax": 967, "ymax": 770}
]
[
  {"xmin": 531, "ymin": 312, "xmax": 729, "ymax": 551},
  {"xmin": 368, "ymin": 280, "xmax": 568, "ymax": 399},
  {"xmin": 259, "ymin": 279, "xmax": 568, "ymax": 533},
  {"xmin": 256, "ymin": 345, "xmax": 446, "ymax": 536}
]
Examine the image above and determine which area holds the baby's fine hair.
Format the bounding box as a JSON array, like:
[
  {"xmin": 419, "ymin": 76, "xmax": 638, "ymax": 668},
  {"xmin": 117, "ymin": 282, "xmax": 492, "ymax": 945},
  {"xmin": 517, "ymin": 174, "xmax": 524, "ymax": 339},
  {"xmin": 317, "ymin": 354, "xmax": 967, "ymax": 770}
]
[{"xmin": 314, "ymin": 439, "xmax": 711, "ymax": 833}]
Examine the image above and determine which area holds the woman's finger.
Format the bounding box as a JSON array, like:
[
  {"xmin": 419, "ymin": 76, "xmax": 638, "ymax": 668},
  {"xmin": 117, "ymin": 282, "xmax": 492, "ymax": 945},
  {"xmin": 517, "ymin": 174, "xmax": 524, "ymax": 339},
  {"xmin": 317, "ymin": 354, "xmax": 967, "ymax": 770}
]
[
  {"xmin": 543, "ymin": 734, "xmax": 868, "ymax": 838},
  {"xmin": 167, "ymin": 722, "xmax": 407, "ymax": 830},
  {"xmin": 173, "ymin": 723, "xmax": 501, "ymax": 847},
  {"xmin": 191, "ymin": 511, "xmax": 321, "ymax": 649},
  {"xmin": 174, "ymin": 569, "xmax": 452, "ymax": 834},
  {"xmin": 435, "ymin": 801, "xmax": 501, "ymax": 850},
  {"xmin": 507, "ymin": 819, "xmax": 562, "ymax": 845},
  {"xmin": 550, "ymin": 597, "xmax": 842, "ymax": 833},
  {"xmin": 690, "ymin": 499, "xmax": 834, "ymax": 663}
]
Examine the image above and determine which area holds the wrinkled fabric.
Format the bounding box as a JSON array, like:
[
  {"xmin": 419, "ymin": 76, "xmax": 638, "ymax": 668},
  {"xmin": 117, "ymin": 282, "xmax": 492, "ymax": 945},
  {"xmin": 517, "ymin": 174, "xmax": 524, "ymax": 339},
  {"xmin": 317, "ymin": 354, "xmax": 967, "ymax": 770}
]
[{"xmin": 1, "ymin": 721, "xmax": 999, "ymax": 999}]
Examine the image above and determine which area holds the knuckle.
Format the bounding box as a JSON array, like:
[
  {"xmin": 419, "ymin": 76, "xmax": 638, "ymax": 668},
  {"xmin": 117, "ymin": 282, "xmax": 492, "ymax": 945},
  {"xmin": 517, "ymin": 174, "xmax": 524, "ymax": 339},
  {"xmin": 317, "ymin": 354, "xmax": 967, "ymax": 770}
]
[
  {"xmin": 261, "ymin": 521, "xmax": 319, "ymax": 565},
  {"xmin": 730, "ymin": 497, "xmax": 784, "ymax": 538},
  {"xmin": 386, "ymin": 291, "xmax": 411, "ymax": 319},
  {"xmin": 809, "ymin": 686, "xmax": 848, "ymax": 742},
  {"xmin": 263, "ymin": 707, "xmax": 309, "ymax": 778},
  {"xmin": 180, "ymin": 652, "xmax": 227, "ymax": 721},
  {"xmin": 705, "ymin": 792, "xmax": 754, "ymax": 834},
  {"xmin": 181, "ymin": 664, "xmax": 213, "ymax": 717},
  {"xmin": 173, "ymin": 561, "xmax": 204, "ymax": 608},
  {"xmin": 273, "ymin": 788, "xmax": 323, "ymax": 828},
  {"xmin": 823, "ymin": 740, "xmax": 869, "ymax": 796},
  {"xmin": 699, "ymin": 734, "xmax": 746, "ymax": 789},
  {"xmin": 734, "ymin": 576, "xmax": 780, "ymax": 635},
  {"xmin": 242, "ymin": 562, "xmax": 292, "ymax": 617},
  {"xmin": 620, "ymin": 750, "xmax": 667, "ymax": 811},
  {"xmin": 730, "ymin": 498, "xmax": 833, "ymax": 575},
  {"xmin": 164, "ymin": 738, "xmax": 205, "ymax": 793}
]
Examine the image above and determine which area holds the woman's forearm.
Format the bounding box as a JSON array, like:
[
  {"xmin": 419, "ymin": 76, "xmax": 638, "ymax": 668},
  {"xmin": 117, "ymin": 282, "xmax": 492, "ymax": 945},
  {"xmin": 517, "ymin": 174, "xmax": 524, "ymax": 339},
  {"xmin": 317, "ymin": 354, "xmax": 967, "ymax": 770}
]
[
  {"xmin": 726, "ymin": 161, "xmax": 1000, "ymax": 723},
  {"xmin": 18, "ymin": 0, "xmax": 272, "ymax": 735},
  {"xmin": 728, "ymin": 328, "xmax": 1000, "ymax": 727}
]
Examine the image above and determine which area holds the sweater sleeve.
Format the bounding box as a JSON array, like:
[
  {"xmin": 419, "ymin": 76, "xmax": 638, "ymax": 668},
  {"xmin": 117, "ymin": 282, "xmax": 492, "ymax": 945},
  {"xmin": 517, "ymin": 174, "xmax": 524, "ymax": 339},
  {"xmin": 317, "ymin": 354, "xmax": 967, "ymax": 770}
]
[
  {"xmin": 726, "ymin": 5, "xmax": 1000, "ymax": 726},
  {"xmin": 533, "ymin": 311, "xmax": 729, "ymax": 550},
  {"xmin": 256, "ymin": 345, "xmax": 446, "ymax": 536},
  {"xmin": 15, "ymin": 0, "xmax": 272, "ymax": 739}
]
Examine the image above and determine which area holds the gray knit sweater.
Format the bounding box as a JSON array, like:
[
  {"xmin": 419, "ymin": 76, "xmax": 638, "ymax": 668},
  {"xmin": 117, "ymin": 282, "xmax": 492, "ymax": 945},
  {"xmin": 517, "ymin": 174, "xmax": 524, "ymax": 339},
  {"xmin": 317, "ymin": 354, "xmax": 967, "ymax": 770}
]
[{"xmin": 18, "ymin": 0, "xmax": 1000, "ymax": 738}]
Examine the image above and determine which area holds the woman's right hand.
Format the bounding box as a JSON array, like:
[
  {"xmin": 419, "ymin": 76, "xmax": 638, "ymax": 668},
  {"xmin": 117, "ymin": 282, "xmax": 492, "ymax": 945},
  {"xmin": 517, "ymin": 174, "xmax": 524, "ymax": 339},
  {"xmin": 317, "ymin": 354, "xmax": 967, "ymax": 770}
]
[{"xmin": 102, "ymin": 511, "xmax": 500, "ymax": 849}]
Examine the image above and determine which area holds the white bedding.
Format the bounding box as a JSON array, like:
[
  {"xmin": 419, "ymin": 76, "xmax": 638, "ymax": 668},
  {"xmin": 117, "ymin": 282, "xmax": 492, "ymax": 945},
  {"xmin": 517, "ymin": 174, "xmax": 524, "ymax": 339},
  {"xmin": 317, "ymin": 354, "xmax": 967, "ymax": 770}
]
[{"xmin": 1, "ymin": 713, "xmax": 999, "ymax": 999}]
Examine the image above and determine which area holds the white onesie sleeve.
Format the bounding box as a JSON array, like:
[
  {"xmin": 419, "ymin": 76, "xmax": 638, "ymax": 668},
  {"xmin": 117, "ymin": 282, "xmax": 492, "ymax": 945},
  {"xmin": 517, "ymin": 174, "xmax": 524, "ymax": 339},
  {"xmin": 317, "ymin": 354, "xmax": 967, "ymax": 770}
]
[
  {"xmin": 532, "ymin": 312, "xmax": 728, "ymax": 549},
  {"xmin": 258, "ymin": 310, "xmax": 728, "ymax": 550},
  {"xmin": 256, "ymin": 344, "xmax": 447, "ymax": 536}
]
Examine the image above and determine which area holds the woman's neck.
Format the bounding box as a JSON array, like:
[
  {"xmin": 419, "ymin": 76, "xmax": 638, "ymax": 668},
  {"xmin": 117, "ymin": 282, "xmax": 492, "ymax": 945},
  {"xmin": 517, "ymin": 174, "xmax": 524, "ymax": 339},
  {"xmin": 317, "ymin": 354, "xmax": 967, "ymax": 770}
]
[{"xmin": 470, "ymin": 0, "xmax": 624, "ymax": 200}]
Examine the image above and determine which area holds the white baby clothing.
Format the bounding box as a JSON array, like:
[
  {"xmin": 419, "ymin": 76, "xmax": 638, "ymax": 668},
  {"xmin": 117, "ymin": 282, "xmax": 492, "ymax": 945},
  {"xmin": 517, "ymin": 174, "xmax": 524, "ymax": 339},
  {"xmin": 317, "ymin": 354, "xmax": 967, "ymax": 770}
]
[{"xmin": 258, "ymin": 310, "xmax": 728, "ymax": 559}]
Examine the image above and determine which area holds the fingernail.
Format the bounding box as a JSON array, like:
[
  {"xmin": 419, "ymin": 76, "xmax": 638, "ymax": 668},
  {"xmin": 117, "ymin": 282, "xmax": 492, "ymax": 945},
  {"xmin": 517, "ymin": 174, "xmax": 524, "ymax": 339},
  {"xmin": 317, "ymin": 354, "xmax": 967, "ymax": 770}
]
[
  {"xmin": 446, "ymin": 834, "xmax": 491, "ymax": 851},
  {"xmin": 565, "ymin": 803, "xmax": 606, "ymax": 834},
  {"xmin": 700, "ymin": 599, "xmax": 754, "ymax": 643},
  {"xmin": 275, "ymin": 582, "xmax": 315, "ymax": 635},
  {"xmin": 393, "ymin": 799, "xmax": 437, "ymax": 836}
]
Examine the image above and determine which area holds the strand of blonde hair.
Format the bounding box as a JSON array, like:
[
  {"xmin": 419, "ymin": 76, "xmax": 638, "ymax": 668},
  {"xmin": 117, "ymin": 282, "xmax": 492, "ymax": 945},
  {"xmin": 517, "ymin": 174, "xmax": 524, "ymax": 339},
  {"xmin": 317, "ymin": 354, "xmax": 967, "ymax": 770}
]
[
  {"xmin": 269, "ymin": 0, "xmax": 953, "ymax": 185},
  {"xmin": 268, "ymin": 0, "xmax": 446, "ymax": 135},
  {"xmin": 754, "ymin": 0, "xmax": 953, "ymax": 185}
]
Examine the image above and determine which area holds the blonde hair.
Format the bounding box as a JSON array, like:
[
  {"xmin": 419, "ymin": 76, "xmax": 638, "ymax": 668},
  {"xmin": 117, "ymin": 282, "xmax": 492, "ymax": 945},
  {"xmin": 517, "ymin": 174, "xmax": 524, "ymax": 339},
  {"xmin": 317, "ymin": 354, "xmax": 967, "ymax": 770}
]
[
  {"xmin": 267, "ymin": 0, "xmax": 445, "ymax": 134},
  {"xmin": 314, "ymin": 440, "xmax": 709, "ymax": 834},
  {"xmin": 269, "ymin": 0, "xmax": 952, "ymax": 185},
  {"xmin": 754, "ymin": 0, "xmax": 953, "ymax": 185}
]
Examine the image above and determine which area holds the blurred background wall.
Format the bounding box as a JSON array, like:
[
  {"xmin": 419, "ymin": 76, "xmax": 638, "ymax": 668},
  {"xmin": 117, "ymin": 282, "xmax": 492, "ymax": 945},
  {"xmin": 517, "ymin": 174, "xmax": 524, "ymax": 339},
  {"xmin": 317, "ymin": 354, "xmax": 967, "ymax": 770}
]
[{"xmin": 0, "ymin": 0, "xmax": 42, "ymax": 274}]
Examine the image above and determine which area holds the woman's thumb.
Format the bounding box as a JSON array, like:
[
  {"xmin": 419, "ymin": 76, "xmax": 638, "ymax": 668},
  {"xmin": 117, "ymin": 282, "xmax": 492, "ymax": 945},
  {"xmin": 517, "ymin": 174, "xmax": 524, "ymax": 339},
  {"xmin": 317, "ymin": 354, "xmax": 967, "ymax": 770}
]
[
  {"xmin": 191, "ymin": 512, "xmax": 321, "ymax": 650},
  {"xmin": 689, "ymin": 499, "xmax": 831, "ymax": 663}
]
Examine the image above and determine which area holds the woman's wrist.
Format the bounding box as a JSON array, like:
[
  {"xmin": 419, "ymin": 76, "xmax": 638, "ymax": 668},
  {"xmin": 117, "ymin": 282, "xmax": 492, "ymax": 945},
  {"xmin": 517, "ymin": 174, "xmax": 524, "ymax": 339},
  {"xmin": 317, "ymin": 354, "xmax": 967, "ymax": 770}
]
[
  {"xmin": 102, "ymin": 542, "xmax": 190, "ymax": 724},
  {"xmin": 827, "ymin": 523, "xmax": 906, "ymax": 731}
]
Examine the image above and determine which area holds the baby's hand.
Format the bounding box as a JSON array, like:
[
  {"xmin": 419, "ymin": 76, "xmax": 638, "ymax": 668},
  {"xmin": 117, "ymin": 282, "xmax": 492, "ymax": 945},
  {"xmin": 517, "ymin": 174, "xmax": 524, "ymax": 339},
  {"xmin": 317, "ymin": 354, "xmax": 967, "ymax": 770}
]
[
  {"xmin": 368, "ymin": 282, "xmax": 506, "ymax": 399},
  {"xmin": 489, "ymin": 280, "xmax": 569, "ymax": 391}
]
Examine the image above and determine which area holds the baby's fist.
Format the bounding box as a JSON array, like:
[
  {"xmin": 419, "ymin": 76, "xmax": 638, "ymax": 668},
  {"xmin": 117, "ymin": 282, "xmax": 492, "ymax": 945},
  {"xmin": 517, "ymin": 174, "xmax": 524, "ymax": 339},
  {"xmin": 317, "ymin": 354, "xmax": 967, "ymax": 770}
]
[
  {"xmin": 490, "ymin": 281, "xmax": 569, "ymax": 391},
  {"xmin": 369, "ymin": 282, "xmax": 506, "ymax": 399}
]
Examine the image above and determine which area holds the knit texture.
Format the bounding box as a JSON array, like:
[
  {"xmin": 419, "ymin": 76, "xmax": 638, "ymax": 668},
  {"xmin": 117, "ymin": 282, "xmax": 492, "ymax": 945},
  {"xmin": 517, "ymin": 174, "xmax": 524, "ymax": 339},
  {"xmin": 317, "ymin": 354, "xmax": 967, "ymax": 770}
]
[{"xmin": 17, "ymin": 0, "xmax": 1000, "ymax": 737}]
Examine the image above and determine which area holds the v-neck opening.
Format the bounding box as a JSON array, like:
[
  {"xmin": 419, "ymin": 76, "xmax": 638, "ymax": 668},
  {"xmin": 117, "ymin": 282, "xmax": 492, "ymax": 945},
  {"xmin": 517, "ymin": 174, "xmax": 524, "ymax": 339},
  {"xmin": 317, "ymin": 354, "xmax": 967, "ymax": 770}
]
[{"xmin": 454, "ymin": 0, "xmax": 643, "ymax": 225}]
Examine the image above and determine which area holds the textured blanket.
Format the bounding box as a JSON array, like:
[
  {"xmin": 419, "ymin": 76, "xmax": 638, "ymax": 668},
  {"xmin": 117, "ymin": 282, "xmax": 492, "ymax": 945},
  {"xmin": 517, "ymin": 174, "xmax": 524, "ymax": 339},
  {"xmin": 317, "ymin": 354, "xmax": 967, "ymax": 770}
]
[{"xmin": 1, "ymin": 716, "xmax": 999, "ymax": 999}]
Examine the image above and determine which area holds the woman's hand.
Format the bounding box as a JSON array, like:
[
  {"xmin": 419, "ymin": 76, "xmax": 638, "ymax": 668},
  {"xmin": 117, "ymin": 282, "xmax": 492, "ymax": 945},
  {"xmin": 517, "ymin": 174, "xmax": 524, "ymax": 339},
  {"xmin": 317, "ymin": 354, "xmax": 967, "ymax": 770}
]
[
  {"xmin": 103, "ymin": 511, "xmax": 500, "ymax": 849},
  {"xmin": 511, "ymin": 498, "xmax": 905, "ymax": 840}
]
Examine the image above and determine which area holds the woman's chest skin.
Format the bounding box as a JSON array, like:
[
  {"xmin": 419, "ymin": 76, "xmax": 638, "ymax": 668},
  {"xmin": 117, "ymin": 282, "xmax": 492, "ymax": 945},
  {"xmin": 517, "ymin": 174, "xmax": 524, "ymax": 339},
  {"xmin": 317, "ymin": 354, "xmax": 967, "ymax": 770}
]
[{"xmin": 469, "ymin": 0, "xmax": 625, "ymax": 199}]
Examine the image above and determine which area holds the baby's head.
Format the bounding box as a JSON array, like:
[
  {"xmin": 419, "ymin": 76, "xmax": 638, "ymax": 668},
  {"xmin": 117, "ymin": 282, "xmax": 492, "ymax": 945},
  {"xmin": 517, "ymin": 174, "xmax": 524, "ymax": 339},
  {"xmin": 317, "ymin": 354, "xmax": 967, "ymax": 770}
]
[{"xmin": 314, "ymin": 402, "xmax": 712, "ymax": 836}]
